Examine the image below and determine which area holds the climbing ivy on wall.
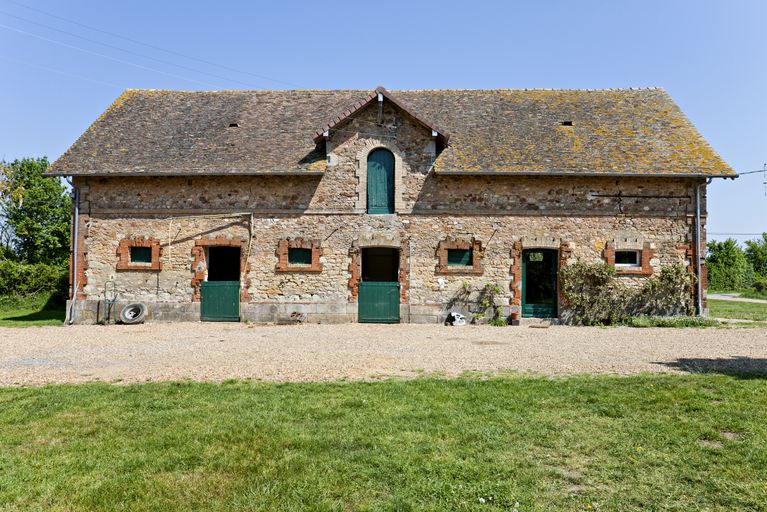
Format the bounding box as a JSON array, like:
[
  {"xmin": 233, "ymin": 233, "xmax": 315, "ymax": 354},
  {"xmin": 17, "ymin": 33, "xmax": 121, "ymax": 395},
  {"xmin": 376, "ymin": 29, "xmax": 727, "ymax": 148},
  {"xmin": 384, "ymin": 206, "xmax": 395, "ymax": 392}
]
[
  {"xmin": 559, "ymin": 262, "xmax": 694, "ymax": 325},
  {"xmin": 448, "ymin": 281, "xmax": 507, "ymax": 326}
]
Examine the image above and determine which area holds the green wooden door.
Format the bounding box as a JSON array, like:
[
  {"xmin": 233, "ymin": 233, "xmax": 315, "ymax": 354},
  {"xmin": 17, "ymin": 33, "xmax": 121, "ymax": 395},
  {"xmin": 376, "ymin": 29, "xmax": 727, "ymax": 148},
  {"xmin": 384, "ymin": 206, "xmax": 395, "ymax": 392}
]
[
  {"xmin": 201, "ymin": 281, "xmax": 240, "ymax": 321},
  {"xmin": 367, "ymin": 148, "xmax": 395, "ymax": 214},
  {"xmin": 522, "ymin": 249, "xmax": 558, "ymax": 318},
  {"xmin": 358, "ymin": 282, "xmax": 400, "ymax": 323}
]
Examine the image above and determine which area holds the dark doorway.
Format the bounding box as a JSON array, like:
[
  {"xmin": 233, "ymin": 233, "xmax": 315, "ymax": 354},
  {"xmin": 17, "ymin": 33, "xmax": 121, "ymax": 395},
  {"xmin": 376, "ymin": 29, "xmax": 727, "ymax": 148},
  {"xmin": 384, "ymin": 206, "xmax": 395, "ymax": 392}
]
[
  {"xmin": 362, "ymin": 247, "xmax": 399, "ymax": 282},
  {"xmin": 522, "ymin": 249, "xmax": 558, "ymax": 318},
  {"xmin": 207, "ymin": 246, "xmax": 241, "ymax": 281},
  {"xmin": 201, "ymin": 246, "xmax": 241, "ymax": 322},
  {"xmin": 359, "ymin": 247, "xmax": 400, "ymax": 323}
]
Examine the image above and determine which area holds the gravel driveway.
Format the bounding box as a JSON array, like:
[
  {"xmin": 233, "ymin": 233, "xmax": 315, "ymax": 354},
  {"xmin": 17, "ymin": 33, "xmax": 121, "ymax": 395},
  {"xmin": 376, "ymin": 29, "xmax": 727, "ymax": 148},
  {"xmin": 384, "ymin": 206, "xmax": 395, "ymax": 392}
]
[{"xmin": 1, "ymin": 323, "xmax": 766, "ymax": 386}]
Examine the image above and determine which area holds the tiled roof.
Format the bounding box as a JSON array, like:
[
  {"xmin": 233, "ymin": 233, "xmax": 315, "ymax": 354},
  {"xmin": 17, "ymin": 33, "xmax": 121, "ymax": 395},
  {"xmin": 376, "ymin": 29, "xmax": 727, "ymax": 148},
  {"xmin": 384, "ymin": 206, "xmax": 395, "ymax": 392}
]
[{"xmin": 48, "ymin": 87, "xmax": 735, "ymax": 177}]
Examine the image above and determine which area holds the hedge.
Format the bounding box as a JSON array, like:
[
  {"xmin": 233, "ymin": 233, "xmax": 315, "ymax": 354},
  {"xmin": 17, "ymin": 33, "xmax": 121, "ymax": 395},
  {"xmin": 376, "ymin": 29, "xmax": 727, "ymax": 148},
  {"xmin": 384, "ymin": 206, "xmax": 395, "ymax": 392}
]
[{"xmin": 0, "ymin": 259, "xmax": 68, "ymax": 300}]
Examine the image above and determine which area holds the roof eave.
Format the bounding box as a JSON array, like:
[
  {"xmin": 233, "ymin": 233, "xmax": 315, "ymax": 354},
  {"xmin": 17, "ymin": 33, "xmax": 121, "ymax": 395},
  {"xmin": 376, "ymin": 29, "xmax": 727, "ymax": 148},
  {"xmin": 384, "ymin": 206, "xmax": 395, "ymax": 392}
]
[
  {"xmin": 434, "ymin": 170, "xmax": 738, "ymax": 178},
  {"xmin": 43, "ymin": 170, "xmax": 326, "ymax": 177}
]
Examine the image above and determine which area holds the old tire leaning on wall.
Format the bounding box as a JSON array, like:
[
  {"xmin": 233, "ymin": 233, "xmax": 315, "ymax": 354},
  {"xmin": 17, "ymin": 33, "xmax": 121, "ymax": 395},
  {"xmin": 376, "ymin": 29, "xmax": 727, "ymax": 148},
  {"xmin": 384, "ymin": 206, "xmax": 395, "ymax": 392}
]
[{"xmin": 120, "ymin": 303, "xmax": 147, "ymax": 324}]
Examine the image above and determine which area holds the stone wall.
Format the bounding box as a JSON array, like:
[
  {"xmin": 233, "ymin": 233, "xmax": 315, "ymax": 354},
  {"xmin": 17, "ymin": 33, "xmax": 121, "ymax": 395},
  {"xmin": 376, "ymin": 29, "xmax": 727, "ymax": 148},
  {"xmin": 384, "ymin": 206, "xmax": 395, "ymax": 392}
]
[{"xmin": 70, "ymin": 207, "xmax": 699, "ymax": 324}]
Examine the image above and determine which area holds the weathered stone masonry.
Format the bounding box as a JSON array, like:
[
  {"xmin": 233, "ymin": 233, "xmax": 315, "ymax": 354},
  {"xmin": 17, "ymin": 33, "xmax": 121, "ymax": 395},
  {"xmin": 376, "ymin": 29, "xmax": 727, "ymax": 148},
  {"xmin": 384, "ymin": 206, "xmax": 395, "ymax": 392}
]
[{"xmin": 68, "ymin": 173, "xmax": 705, "ymax": 324}]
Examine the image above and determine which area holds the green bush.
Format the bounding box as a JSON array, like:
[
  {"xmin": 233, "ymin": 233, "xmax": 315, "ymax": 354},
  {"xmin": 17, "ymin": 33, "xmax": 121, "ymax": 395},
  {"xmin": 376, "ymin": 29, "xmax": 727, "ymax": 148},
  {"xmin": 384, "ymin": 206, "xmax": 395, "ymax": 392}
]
[
  {"xmin": 745, "ymin": 234, "xmax": 767, "ymax": 279},
  {"xmin": 739, "ymin": 288, "xmax": 767, "ymax": 300},
  {"xmin": 560, "ymin": 262, "xmax": 693, "ymax": 325},
  {"xmin": 706, "ymin": 239, "xmax": 754, "ymax": 290},
  {"xmin": 558, "ymin": 262, "xmax": 625, "ymax": 325},
  {"xmin": 753, "ymin": 277, "xmax": 767, "ymax": 293},
  {"xmin": 0, "ymin": 259, "xmax": 68, "ymax": 302},
  {"xmin": 619, "ymin": 316, "xmax": 719, "ymax": 328},
  {"xmin": 448, "ymin": 282, "xmax": 508, "ymax": 325},
  {"xmin": 631, "ymin": 264, "xmax": 695, "ymax": 316}
]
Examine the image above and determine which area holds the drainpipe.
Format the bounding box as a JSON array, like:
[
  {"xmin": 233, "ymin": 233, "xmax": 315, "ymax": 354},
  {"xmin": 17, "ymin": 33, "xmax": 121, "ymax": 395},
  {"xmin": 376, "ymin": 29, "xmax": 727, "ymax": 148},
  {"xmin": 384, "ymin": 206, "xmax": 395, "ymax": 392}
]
[
  {"xmin": 67, "ymin": 182, "xmax": 80, "ymax": 324},
  {"xmin": 693, "ymin": 178, "xmax": 713, "ymax": 317},
  {"xmin": 408, "ymin": 236, "xmax": 413, "ymax": 322}
]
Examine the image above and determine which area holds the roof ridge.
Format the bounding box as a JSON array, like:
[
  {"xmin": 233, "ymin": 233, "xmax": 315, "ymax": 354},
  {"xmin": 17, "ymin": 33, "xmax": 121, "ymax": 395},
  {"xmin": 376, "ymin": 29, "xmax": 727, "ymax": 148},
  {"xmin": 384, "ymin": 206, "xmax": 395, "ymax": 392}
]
[
  {"xmin": 394, "ymin": 87, "xmax": 666, "ymax": 92},
  {"xmin": 121, "ymin": 87, "xmax": 668, "ymax": 94}
]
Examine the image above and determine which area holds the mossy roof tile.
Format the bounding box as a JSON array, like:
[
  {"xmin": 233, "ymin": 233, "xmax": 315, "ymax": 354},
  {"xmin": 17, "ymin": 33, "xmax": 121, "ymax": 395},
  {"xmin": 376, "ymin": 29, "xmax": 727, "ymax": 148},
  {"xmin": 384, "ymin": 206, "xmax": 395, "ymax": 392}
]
[{"xmin": 48, "ymin": 88, "xmax": 735, "ymax": 177}]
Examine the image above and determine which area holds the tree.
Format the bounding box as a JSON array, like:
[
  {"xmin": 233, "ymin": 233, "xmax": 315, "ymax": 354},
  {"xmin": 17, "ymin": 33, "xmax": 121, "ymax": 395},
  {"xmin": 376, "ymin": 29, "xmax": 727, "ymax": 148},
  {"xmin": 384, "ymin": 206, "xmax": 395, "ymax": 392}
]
[
  {"xmin": 0, "ymin": 158, "xmax": 70, "ymax": 264},
  {"xmin": 705, "ymin": 238, "xmax": 754, "ymax": 291},
  {"xmin": 744, "ymin": 233, "xmax": 767, "ymax": 278}
]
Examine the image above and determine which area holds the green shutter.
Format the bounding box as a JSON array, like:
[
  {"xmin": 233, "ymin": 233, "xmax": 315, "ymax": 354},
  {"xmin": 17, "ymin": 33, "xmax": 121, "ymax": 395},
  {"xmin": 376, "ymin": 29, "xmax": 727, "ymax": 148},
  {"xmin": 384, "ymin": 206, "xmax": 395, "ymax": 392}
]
[
  {"xmin": 130, "ymin": 246, "xmax": 152, "ymax": 263},
  {"xmin": 447, "ymin": 248, "xmax": 472, "ymax": 266},
  {"xmin": 288, "ymin": 248, "xmax": 312, "ymax": 265},
  {"xmin": 367, "ymin": 148, "xmax": 395, "ymax": 214}
]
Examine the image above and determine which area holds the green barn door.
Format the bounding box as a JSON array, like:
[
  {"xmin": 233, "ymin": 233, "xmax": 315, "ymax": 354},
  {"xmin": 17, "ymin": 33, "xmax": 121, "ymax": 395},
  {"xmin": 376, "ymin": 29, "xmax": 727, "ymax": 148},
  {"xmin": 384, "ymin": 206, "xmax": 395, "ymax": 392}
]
[
  {"xmin": 522, "ymin": 249, "xmax": 558, "ymax": 318},
  {"xmin": 367, "ymin": 148, "xmax": 395, "ymax": 214},
  {"xmin": 201, "ymin": 281, "xmax": 240, "ymax": 322},
  {"xmin": 358, "ymin": 247, "xmax": 400, "ymax": 323},
  {"xmin": 358, "ymin": 282, "xmax": 400, "ymax": 323}
]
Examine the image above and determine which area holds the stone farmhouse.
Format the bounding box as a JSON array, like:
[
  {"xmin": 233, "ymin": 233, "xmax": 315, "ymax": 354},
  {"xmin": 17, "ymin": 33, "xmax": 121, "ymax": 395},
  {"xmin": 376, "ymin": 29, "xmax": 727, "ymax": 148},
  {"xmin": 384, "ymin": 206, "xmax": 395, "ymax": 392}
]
[{"xmin": 47, "ymin": 87, "xmax": 735, "ymax": 324}]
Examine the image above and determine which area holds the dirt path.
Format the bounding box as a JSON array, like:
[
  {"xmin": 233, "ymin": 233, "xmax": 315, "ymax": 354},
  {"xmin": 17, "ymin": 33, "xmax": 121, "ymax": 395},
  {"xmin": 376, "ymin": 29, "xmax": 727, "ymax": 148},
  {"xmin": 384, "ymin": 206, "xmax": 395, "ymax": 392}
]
[
  {"xmin": 2, "ymin": 323, "xmax": 766, "ymax": 386},
  {"xmin": 709, "ymin": 293, "xmax": 767, "ymax": 304}
]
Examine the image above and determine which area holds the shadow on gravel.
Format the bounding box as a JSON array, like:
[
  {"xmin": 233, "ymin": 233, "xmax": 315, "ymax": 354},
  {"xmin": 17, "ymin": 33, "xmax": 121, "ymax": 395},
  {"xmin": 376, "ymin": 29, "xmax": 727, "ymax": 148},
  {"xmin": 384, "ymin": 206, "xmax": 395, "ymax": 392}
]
[{"xmin": 656, "ymin": 357, "xmax": 767, "ymax": 378}]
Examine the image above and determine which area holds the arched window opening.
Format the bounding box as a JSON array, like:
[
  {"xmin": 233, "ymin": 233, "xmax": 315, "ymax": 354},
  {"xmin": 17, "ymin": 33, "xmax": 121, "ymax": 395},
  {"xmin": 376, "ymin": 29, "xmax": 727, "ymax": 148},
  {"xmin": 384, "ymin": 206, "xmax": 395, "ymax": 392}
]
[{"xmin": 366, "ymin": 148, "xmax": 395, "ymax": 214}]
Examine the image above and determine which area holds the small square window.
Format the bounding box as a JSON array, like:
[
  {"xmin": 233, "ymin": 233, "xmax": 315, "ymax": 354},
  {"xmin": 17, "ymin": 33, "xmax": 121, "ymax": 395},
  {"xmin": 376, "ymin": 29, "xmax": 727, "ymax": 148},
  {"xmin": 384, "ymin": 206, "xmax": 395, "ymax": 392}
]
[
  {"xmin": 130, "ymin": 246, "xmax": 152, "ymax": 264},
  {"xmin": 288, "ymin": 247, "xmax": 312, "ymax": 265},
  {"xmin": 447, "ymin": 248, "xmax": 472, "ymax": 266},
  {"xmin": 615, "ymin": 250, "xmax": 640, "ymax": 267}
]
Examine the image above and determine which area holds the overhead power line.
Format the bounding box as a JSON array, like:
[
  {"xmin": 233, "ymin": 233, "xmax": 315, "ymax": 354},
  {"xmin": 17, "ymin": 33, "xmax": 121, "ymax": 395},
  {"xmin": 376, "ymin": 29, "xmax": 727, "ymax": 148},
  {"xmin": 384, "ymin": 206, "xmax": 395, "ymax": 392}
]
[
  {"xmin": 0, "ymin": 53, "xmax": 120, "ymax": 87},
  {"xmin": 0, "ymin": 10, "xmax": 266, "ymax": 88},
  {"xmin": 709, "ymin": 233, "xmax": 765, "ymax": 236},
  {"xmin": 0, "ymin": 23, "xmax": 222, "ymax": 88},
  {"xmin": 3, "ymin": 0, "xmax": 299, "ymax": 87}
]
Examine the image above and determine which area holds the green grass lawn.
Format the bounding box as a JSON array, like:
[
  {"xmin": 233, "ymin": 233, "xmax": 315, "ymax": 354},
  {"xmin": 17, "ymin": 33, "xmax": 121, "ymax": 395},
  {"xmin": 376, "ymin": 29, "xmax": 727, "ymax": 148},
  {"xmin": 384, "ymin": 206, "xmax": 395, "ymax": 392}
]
[
  {"xmin": 1, "ymin": 375, "xmax": 766, "ymax": 511},
  {"xmin": 709, "ymin": 299, "xmax": 767, "ymax": 321},
  {"xmin": 0, "ymin": 294, "xmax": 65, "ymax": 327}
]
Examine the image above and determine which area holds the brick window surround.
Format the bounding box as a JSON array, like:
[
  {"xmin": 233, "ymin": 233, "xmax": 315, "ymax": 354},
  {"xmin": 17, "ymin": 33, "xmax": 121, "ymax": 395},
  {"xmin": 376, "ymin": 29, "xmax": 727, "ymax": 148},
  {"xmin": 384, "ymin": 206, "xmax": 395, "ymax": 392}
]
[
  {"xmin": 604, "ymin": 241, "xmax": 653, "ymax": 276},
  {"xmin": 116, "ymin": 238, "xmax": 162, "ymax": 271},
  {"xmin": 276, "ymin": 238, "xmax": 323, "ymax": 273},
  {"xmin": 435, "ymin": 238, "xmax": 483, "ymax": 275},
  {"xmin": 191, "ymin": 236, "xmax": 250, "ymax": 302}
]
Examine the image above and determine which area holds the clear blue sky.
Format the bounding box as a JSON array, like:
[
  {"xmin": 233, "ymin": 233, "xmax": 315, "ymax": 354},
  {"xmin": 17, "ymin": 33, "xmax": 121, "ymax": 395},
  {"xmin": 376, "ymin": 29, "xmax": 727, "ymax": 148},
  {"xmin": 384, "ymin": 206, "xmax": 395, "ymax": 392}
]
[{"xmin": 1, "ymin": 0, "xmax": 764, "ymax": 243}]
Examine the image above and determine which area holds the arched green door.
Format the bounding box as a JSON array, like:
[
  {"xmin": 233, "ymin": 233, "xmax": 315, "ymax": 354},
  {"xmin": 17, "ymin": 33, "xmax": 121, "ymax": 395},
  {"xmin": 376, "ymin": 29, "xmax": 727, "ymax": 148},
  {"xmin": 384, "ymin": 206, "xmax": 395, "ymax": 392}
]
[{"xmin": 367, "ymin": 148, "xmax": 395, "ymax": 214}]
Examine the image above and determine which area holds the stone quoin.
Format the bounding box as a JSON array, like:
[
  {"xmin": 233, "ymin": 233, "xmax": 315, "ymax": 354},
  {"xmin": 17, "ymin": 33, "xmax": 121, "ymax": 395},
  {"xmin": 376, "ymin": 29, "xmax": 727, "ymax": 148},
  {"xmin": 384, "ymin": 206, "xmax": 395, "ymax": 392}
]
[{"xmin": 46, "ymin": 87, "xmax": 735, "ymax": 324}]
